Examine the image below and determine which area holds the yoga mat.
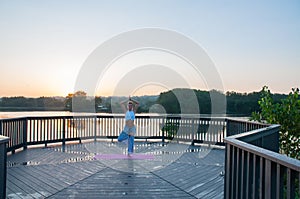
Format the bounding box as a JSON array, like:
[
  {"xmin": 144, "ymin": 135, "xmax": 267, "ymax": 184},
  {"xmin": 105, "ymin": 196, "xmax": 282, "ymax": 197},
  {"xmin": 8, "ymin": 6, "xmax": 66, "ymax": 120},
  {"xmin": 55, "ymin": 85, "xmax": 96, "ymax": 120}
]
[{"xmin": 94, "ymin": 153, "xmax": 155, "ymax": 160}]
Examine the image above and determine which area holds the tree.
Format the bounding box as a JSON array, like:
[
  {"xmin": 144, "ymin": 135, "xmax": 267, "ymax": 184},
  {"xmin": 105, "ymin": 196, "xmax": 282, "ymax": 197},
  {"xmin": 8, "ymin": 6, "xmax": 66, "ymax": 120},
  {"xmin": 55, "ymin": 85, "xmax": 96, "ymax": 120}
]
[
  {"xmin": 251, "ymin": 86, "xmax": 300, "ymax": 159},
  {"xmin": 156, "ymin": 90, "xmax": 180, "ymax": 114},
  {"xmin": 65, "ymin": 91, "xmax": 95, "ymax": 112}
]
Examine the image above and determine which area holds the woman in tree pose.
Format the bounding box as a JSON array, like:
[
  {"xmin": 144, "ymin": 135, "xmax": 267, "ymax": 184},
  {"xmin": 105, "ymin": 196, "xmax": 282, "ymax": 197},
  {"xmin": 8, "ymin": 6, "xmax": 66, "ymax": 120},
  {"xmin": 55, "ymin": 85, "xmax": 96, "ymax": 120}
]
[{"xmin": 118, "ymin": 96, "xmax": 139, "ymax": 155}]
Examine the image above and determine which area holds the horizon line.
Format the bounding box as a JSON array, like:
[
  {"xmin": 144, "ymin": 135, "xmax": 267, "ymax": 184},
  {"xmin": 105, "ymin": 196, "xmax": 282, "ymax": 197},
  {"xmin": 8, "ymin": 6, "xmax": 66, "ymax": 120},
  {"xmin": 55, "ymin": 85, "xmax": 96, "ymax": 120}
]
[{"xmin": 0, "ymin": 87, "xmax": 294, "ymax": 99}]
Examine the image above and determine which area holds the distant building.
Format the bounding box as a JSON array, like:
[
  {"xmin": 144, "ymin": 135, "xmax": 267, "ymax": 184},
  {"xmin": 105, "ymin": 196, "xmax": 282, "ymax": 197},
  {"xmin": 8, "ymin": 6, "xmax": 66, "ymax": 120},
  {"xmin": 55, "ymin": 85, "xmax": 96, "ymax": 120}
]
[{"xmin": 97, "ymin": 105, "xmax": 109, "ymax": 112}]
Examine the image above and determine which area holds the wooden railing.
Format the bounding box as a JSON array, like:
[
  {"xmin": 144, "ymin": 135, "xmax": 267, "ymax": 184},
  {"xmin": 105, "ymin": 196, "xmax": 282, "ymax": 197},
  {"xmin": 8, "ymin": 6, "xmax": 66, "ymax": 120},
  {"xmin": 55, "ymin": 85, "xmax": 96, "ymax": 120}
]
[
  {"xmin": 0, "ymin": 115, "xmax": 228, "ymax": 153},
  {"xmin": 1, "ymin": 115, "xmax": 299, "ymax": 198},
  {"xmin": 0, "ymin": 135, "xmax": 9, "ymax": 199},
  {"xmin": 0, "ymin": 117, "xmax": 27, "ymax": 152},
  {"xmin": 224, "ymin": 119, "xmax": 300, "ymax": 199},
  {"xmin": 225, "ymin": 118, "xmax": 269, "ymax": 137}
]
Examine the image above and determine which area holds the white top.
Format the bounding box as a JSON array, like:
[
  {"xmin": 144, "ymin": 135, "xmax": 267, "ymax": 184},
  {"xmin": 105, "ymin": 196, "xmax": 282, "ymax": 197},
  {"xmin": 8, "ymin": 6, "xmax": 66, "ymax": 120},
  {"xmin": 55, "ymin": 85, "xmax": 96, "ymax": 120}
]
[{"xmin": 125, "ymin": 110, "xmax": 135, "ymax": 121}]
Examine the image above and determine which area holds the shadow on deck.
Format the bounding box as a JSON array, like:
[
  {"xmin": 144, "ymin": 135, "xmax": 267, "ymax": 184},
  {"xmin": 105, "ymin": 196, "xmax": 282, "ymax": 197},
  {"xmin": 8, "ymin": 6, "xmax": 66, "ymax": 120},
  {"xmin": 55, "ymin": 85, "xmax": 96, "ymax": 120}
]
[{"xmin": 6, "ymin": 141, "xmax": 225, "ymax": 199}]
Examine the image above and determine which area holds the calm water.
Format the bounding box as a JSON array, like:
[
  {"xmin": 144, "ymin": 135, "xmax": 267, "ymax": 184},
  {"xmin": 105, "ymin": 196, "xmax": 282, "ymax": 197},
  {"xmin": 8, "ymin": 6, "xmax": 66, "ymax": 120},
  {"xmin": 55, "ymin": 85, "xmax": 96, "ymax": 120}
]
[
  {"xmin": 0, "ymin": 111, "xmax": 94, "ymax": 119},
  {"xmin": 0, "ymin": 111, "xmax": 156, "ymax": 119},
  {"xmin": 0, "ymin": 111, "xmax": 249, "ymax": 120}
]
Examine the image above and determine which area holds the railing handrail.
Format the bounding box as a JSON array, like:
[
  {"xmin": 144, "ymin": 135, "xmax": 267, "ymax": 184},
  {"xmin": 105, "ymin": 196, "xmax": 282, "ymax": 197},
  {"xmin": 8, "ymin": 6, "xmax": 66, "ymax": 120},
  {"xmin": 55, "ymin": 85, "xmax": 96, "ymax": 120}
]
[
  {"xmin": 224, "ymin": 120, "xmax": 300, "ymax": 199},
  {"xmin": 0, "ymin": 115, "xmax": 229, "ymax": 153},
  {"xmin": 0, "ymin": 114, "xmax": 229, "ymax": 120},
  {"xmin": 0, "ymin": 135, "xmax": 9, "ymax": 144},
  {"xmin": 0, "ymin": 135, "xmax": 9, "ymax": 198},
  {"xmin": 0, "ymin": 115, "xmax": 276, "ymax": 150},
  {"xmin": 225, "ymin": 124, "xmax": 300, "ymax": 171},
  {"xmin": 2, "ymin": 114, "xmax": 299, "ymax": 198},
  {"xmin": 225, "ymin": 117, "xmax": 269, "ymax": 126},
  {"xmin": 0, "ymin": 115, "xmax": 227, "ymax": 120}
]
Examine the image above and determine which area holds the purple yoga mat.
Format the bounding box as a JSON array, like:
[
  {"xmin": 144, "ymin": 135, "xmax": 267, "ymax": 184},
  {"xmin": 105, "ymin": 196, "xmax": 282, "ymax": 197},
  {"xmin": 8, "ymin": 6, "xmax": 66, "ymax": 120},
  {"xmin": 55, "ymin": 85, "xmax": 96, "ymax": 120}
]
[{"xmin": 94, "ymin": 153, "xmax": 155, "ymax": 160}]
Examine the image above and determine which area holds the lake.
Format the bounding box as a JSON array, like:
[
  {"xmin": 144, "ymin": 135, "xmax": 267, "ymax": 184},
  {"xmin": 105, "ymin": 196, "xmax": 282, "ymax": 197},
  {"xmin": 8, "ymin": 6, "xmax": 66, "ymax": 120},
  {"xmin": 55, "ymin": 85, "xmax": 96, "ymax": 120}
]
[
  {"xmin": 0, "ymin": 111, "xmax": 249, "ymax": 120},
  {"xmin": 0, "ymin": 111, "xmax": 74, "ymax": 119}
]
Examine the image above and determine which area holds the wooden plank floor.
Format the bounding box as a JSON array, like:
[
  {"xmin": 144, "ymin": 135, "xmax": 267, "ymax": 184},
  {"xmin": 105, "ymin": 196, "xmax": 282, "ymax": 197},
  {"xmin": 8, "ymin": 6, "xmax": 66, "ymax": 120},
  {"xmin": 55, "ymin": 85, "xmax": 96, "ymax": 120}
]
[{"xmin": 6, "ymin": 141, "xmax": 225, "ymax": 199}]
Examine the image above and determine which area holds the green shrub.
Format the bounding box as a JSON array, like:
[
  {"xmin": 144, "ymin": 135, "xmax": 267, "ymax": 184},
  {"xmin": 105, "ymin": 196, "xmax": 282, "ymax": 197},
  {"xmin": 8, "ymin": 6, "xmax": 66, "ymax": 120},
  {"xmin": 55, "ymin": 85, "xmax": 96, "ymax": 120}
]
[
  {"xmin": 162, "ymin": 120, "xmax": 180, "ymax": 140},
  {"xmin": 251, "ymin": 86, "xmax": 300, "ymax": 160}
]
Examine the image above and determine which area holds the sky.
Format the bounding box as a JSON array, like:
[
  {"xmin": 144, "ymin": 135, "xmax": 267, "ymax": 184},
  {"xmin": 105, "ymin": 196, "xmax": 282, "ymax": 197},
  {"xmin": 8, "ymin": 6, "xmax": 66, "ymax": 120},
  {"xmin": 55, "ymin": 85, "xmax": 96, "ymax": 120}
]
[{"xmin": 0, "ymin": 0, "xmax": 299, "ymax": 97}]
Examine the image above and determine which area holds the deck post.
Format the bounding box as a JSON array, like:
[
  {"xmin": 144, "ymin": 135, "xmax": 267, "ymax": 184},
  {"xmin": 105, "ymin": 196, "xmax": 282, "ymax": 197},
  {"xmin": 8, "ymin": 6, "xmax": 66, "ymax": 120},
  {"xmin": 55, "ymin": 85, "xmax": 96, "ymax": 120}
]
[
  {"xmin": 191, "ymin": 118, "xmax": 195, "ymax": 146},
  {"xmin": 162, "ymin": 123, "xmax": 165, "ymax": 146},
  {"xmin": 94, "ymin": 117, "xmax": 97, "ymax": 142},
  {"xmin": 0, "ymin": 135, "xmax": 9, "ymax": 199},
  {"xmin": 224, "ymin": 143, "xmax": 230, "ymax": 199},
  {"xmin": 62, "ymin": 118, "xmax": 66, "ymax": 146},
  {"xmin": 160, "ymin": 119, "xmax": 166, "ymax": 146},
  {"xmin": 23, "ymin": 118, "xmax": 28, "ymax": 150},
  {"xmin": 0, "ymin": 120, "xmax": 2, "ymax": 136}
]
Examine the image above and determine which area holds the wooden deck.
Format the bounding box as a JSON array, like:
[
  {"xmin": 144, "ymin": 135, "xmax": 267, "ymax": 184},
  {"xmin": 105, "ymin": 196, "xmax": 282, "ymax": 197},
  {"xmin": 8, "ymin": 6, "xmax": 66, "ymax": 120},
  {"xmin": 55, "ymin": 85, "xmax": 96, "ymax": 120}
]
[{"xmin": 6, "ymin": 141, "xmax": 225, "ymax": 199}]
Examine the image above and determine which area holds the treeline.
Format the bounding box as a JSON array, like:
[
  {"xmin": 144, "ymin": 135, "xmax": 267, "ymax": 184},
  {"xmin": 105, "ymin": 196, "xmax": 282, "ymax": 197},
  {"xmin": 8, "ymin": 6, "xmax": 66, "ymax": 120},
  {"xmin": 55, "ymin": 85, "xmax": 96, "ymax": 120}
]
[
  {"xmin": 0, "ymin": 96, "xmax": 66, "ymax": 111},
  {"xmin": 226, "ymin": 90, "xmax": 286, "ymax": 115},
  {"xmin": 0, "ymin": 88, "xmax": 287, "ymax": 115},
  {"xmin": 156, "ymin": 88, "xmax": 287, "ymax": 116}
]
